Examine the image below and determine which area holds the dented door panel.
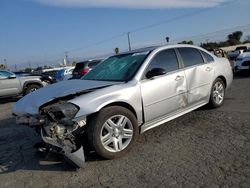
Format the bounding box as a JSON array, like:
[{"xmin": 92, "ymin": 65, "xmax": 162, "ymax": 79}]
[
  {"xmin": 140, "ymin": 71, "xmax": 188, "ymax": 122},
  {"xmin": 184, "ymin": 64, "xmax": 214, "ymax": 106}
]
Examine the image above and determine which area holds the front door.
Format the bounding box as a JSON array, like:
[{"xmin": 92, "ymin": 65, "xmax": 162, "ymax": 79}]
[{"xmin": 140, "ymin": 49, "xmax": 188, "ymax": 122}]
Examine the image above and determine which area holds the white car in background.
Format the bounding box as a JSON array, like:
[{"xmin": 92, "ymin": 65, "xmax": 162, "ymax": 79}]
[
  {"xmin": 234, "ymin": 50, "xmax": 250, "ymax": 73},
  {"xmin": 227, "ymin": 46, "xmax": 248, "ymax": 61}
]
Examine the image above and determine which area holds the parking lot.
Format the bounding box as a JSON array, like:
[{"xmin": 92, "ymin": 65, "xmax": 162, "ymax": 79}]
[{"xmin": 0, "ymin": 75, "xmax": 249, "ymax": 188}]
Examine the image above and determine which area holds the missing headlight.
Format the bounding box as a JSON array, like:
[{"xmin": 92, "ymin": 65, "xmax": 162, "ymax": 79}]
[
  {"xmin": 58, "ymin": 103, "xmax": 79, "ymax": 120},
  {"xmin": 42, "ymin": 102, "xmax": 79, "ymax": 122}
]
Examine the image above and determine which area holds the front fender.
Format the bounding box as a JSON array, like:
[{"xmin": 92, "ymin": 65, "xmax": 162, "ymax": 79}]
[{"xmin": 69, "ymin": 82, "xmax": 143, "ymax": 125}]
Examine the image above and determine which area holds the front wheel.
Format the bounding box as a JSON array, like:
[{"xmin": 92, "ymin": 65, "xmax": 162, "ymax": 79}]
[
  {"xmin": 25, "ymin": 84, "xmax": 41, "ymax": 95},
  {"xmin": 209, "ymin": 78, "xmax": 225, "ymax": 108},
  {"xmin": 87, "ymin": 106, "xmax": 139, "ymax": 159}
]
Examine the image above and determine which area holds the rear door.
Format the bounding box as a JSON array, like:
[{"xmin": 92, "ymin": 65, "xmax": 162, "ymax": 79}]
[
  {"xmin": 177, "ymin": 47, "xmax": 214, "ymax": 106},
  {"xmin": 0, "ymin": 71, "xmax": 21, "ymax": 97},
  {"xmin": 140, "ymin": 49, "xmax": 188, "ymax": 122}
]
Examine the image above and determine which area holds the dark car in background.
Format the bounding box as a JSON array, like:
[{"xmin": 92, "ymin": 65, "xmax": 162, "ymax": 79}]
[{"xmin": 72, "ymin": 60, "xmax": 101, "ymax": 79}]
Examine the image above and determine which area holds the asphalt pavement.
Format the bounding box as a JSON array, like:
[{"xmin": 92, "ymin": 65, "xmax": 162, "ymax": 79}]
[{"xmin": 0, "ymin": 75, "xmax": 249, "ymax": 188}]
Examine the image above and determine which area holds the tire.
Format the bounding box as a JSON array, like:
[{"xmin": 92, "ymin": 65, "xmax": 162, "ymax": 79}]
[
  {"xmin": 209, "ymin": 78, "xmax": 225, "ymax": 108},
  {"xmin": 87, "ymin": 106, "xmax": 139, "ymax": 159},
  {"xmin": 25, "ymin": 84, "xmax": 41, "ymax": 95}
]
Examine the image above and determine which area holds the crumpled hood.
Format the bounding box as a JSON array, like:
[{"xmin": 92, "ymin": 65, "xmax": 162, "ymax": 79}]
[{"xmin": 13, "ymin": 79, "xmax": 116, "ymax": 115}]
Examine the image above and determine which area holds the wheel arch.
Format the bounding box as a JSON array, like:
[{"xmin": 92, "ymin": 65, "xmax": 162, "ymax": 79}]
[
  {"xmin": 86, "ymin": 101, "xmax": 138, "ymax": 123},
  {"xmin": 216, "ymin": 75, "xmax": 227, "ymax": 88},
  {"xmin": 103, "ymin": 102, "xmax": 138, "ymax": 119},
  {"xmin": 22, "ymin": 81, "xmax": 43, "ymax": 93}
]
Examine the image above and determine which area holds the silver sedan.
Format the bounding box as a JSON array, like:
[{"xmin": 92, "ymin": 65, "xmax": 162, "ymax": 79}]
[{"xmin": 13, "ymin": 44, "xmax": 233, "ymax": 167}]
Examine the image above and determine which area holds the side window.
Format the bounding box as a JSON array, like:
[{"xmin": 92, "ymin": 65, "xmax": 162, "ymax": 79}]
[
  {"xmin": 178, "ymin": 48, "xmax": 204, "ymax": 67},
  {"xmin": 0, "ymin": 71, "xmax": 12, "ymax": 79},
  {"xmin": 147, "ymin": 49, "xmax": 179, "ymax": 73},
  {"xmin": 200, "ymin": 51, "xmax": 214, "ymax": 63}
]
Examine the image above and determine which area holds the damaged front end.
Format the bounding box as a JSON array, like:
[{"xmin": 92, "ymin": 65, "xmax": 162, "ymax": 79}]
[{"xmin": 16, "ymin": 101, "xmax": 87, "ymax": 167}]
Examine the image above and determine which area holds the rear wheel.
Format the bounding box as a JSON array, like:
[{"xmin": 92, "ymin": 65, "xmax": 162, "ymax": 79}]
[
  {"xmin": 25, "ymin": 84, "xmax": 41, "ymax": 95},
  {"xmin": 209, "ymin": 78, "xmax": 225, "ymax": 108},
  {"xmin": 87, "ymin": 106, "xmax": 139, "ymax": 159}
]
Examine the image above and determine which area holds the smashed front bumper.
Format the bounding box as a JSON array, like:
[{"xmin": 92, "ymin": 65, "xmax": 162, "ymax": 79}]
[
  {"xmin": 16, "ymin": 115, "xmax": 86, "ymax": 168},
  {"xmin": 41, "ymin": 130, "xmax": 85, "ymax": 167}
]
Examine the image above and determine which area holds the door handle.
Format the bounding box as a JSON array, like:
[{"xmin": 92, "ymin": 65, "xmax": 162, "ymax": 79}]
[
  {"xmin": 205, "ymin": 67, "xmax": 212, "ymax": 72},
  {"xmin": 175, "ymin": 75, "xmax": 184, "ymax": 81}
]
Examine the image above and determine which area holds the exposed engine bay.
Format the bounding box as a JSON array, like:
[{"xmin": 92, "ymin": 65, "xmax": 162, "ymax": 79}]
[
  {"xmin": 14, "ymin": 84, "xmax": 115, "ymax": 168},
  {"xmin": 20, "ymin": 101, "xmax": 88, "ymax": 167}
]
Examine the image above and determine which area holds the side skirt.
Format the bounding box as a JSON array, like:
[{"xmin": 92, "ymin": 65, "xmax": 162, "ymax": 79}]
[{"xmin": 140, "ymin": 101, "xmax": 207, "ymax": 134}]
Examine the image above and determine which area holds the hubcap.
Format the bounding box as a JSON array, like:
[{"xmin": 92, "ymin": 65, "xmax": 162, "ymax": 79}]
[
  {"xmin": 100, "ymin": 115, "xmax": 133, "ymax": 152},
  {"xmin": 27, "ymin": 88, "xmax": 37, "ymax": 94},
  {"xmin": 213, "ymin": 81, "xmax": 225, "ymax": 105}
]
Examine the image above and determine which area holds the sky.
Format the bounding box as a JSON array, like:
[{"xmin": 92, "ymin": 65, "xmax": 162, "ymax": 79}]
[{"xmin": 0, "ymin": 0, "xmax": 250, "ymax": 68}]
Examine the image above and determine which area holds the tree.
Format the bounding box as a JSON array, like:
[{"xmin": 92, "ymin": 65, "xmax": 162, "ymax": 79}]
[
  {"xmin": 201, "ymin": 30, "xmax": 245, "ymax": 50},
  {"xmin": 43, "ymin": 65, "xmax": 52, "ymax": 69},
  {"xmin": 201, "ymin": 42, "xmax": 219, "ymax": 50},
  {"xmin": 24, "ymin": 68, "xmax": 32, "ymax": 73},
  {"xmin": 178, "ymin": 40, "xmax": 194, "ymax": 45},
  {"xmin": 232, "ymin": 31, "xmax": 243, "ymax": 41},
  {"xmin": 72, "ymin": 61, "xmax": 77, "ymax": 66},
  {"xmin": 0, "ymin": 64, "xmax": 6, "ymax": 70},
  {"xmin": 243, "ymin": 35, "xmax": 250, "ymax": 44},
  {"xmin": 227, "ymin": 31, "xmax": 243, "ymax": 44}
]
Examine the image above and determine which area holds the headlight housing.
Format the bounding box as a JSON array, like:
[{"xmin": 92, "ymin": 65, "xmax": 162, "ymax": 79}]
[{"xmin": 48, "ymin": 102, "xmax": 79, "ymax": 121}]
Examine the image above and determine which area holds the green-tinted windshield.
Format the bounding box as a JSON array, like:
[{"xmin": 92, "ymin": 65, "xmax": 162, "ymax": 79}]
[{"xmin": 82, "ymin": 52, "xmax": 149, "ymax": 81}]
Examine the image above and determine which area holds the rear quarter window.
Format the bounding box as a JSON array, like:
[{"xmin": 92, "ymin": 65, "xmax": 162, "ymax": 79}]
[
  {"xmin": 178, "ymin": 47, "xmax": 204, "ymax": 67},
  {"xmin": 200, "ymin": 51, "xmax": 214, "ymax": 63}
]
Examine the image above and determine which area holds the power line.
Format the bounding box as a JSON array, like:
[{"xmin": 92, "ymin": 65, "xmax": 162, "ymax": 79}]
[
  {"xmin": 67, "ymin": 33, "xmax": 127, "ymax": 53},
  {"xmin": 170, "ymin": 24, "xmax": 250, "ymax": 43},
  {"xmin": 73, "ymin": 0, "xmax": 239, "ymax": 52},
  {"xmin": 129, "ymin": 0, "xmax": 238, "ymax": 34},
  {"xmin": 17, "ymin": 0, "xmax": 242, "ymax": 65}
]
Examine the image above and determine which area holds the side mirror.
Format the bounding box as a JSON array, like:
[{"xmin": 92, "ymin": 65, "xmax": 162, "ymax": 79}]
[
  {"xmin": 146, "ymin": 68, "xmax": 166, "ymax": 79},
  {"xmin": 8, "ymin": 75, "xmax": 16, "ymax": 79}
]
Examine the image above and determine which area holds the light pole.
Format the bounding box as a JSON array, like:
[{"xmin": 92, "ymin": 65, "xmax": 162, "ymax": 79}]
[
  {"xmin": 64, "ymin": 51, "xmax": 68, "ymax": 66},
  {"xmin": 4, "ymin": 59, "xmax": 7, "ymax": 69},
  {"xmin": 127, "ymin": 32, "xmax": 132, "ymax": 51}
]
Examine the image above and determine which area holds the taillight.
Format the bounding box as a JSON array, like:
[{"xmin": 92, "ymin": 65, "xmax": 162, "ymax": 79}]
[{"xmin": 80, "ymin": 68, "xmax": 90, "ymax": 75}]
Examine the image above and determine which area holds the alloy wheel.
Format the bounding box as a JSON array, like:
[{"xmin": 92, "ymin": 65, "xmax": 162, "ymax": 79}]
[
  {"xmin": 100, "ymin": 115, "xmax": 133, "ymax": 152},
  {"xmin": 213, "ymin": 81, "xmax": 225, "ymax": 105}
]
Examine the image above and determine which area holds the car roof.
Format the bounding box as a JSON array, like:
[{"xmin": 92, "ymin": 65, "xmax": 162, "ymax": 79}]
[
  {"xmin": 117, "ymin": 46, "xmax": 160, "ymax": 56},
  {"xmin": 116, "ymin": 44, "xmax": 207, "ymax": 56},
  {"xmin": 77, "ymin": 59, "xmax": 102, "ymax": 64}
]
